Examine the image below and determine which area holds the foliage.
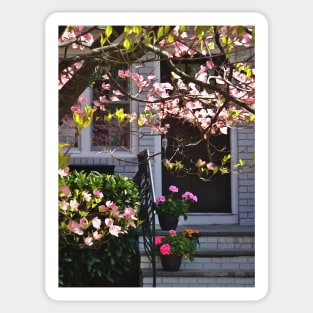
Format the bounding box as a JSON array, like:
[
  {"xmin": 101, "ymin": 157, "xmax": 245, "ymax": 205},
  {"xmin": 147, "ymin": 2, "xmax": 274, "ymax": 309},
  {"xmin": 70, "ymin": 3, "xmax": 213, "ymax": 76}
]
[
  {"xmin": 59, "ymin": 169, "xmax": 141, "ymax": 247},
  {"xmin": 59, "ymin": 231, "xmax": 140, "ymax": 287},
  {"xmin": 58, "ymin": 168, "xmax": 142, "ymax": 286},
  {"xmin": 58, "ymin": 143, "xmax": 71, "ymax": 169},
  {"xmin": 155, "ymin": 185, "xmax": 198, "ymax": 220},
  {"xmin": 155, "ymin": 229, "xmax": 195, "ymax": 261},
  {"xmin": 58, "ymin": 25, "xmax": 255, "ymax": 180}
]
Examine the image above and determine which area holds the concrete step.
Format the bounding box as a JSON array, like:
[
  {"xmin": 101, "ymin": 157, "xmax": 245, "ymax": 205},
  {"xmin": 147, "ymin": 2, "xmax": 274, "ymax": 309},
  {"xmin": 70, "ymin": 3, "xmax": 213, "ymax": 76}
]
[
  {"xmin": 139, "ymin": 224, "xmax": 255, "ymax": 287},
  {"xmin": 141, "ymin": 250, "xmax": 255, "ymax": 271},
  {"xmin": 141, "ymin": 268, "xmax": 255, "ymax": 287},
  {"xmin": 140, "ymin": 252, "xmax": 255, "ymax": 287}
]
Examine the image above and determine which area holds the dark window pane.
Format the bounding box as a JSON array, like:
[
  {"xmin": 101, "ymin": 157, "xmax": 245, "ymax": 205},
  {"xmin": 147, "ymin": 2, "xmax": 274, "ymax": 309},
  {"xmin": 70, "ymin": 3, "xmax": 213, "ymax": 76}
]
[{"xmin": 92, "ymin": 68, "xmax": 130, "ymax": 149}]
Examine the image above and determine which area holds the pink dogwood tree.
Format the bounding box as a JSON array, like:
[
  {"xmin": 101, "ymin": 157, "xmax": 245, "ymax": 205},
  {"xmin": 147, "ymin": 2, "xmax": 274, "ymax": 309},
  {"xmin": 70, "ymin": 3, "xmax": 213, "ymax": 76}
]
[{"xmin": 58, "ymin": 25, "xmax": 255, "ymax": 180}]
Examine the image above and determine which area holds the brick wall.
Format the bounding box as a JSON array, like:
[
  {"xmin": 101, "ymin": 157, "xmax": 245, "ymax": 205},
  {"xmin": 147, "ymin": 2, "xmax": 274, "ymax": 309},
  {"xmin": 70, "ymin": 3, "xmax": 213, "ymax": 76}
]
[
  {"xmin": 69, "ymin": 151, "xmax": 138, "ymax": 178},
  {"xmin": 237, "ymin": 125, "xmax": 255, "ymax": 225}
]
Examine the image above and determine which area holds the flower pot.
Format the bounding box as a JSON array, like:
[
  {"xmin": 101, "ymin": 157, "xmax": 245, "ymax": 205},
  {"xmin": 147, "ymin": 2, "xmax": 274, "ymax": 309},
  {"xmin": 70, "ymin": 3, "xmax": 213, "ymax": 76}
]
[
  {"xmin": 157, "ymin": 212, "xmax": 179, "ymax": 230},
  {"xmin": 160, "ymin": 254, "xmax": 182, "ymax": 271},
  {"xmin": 192, "ymin": 238, "xmax": 200, "ymax": 250}
]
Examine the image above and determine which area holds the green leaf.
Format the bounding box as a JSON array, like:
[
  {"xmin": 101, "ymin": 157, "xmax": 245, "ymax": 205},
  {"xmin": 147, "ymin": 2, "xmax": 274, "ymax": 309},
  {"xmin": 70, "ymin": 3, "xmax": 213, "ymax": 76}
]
[
  {"xmin": 123, "ymin": 38, "xmax": 132, "ymax": 50},
  {"xmin": 167, "ymin": 33, "xmax": 174, "ymax": 43},
  {"xmin": 207, "ymin": 42, "xmax": 214, "ymax": 50},
  {"xmin": 115, "ymin": 108, "xmax": 126, "ymax": 123},
  {"xmin": 104, "ymin": 112, "xmax": 113, "ymax": 122},
  {"xmin": 124, "ymin": 26, "xmax": 131, "ymax": 34},
  {"xmin": 157, "ymin": 26, "xmax": 164, "ymax": 39},
  {"xmin": 105, "ymin": 26, "xmax": 112, "ymax": 38},
  {"xmin": 178, "ymin": 26, "xmax": 186, "ymax": 34},
  {"xmin": 164, "ymin": 26, "xmax": 170, "ymax": 34},
  {"xmin": 222, "ymin": 154, "xmax": 231, "ymax": 165},
  {"xmin": 132, "ymin": 26, "xmax": 141, "ymax": 35},
  {"xmin": 219, "ymin": 167, "xmax": 229, "ymax": 175},
  {"xmin": 234, "ymin": 158, "xmax": 246, "ymax": 168},
  {"xmin": 100, "ymin": 34, "xmax": 106, "ymax": 47},
  {"xmin": 236, "ymin": 26, "xmax": 245, "ymax": 35},
  {"xmin": 196, "ymin": 26, "xmax": 211, "ymax": 39},
  {"xmin": 58, "ymin": 144, "xmax": 71, "ymax": 168}
]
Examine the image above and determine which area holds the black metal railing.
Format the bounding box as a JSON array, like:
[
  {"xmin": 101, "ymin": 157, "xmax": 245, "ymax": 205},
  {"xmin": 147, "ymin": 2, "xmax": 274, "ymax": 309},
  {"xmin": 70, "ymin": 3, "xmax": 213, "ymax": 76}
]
[{"xmin": 133, "ymin": 149, "xmax": 156, "ymax": 287}]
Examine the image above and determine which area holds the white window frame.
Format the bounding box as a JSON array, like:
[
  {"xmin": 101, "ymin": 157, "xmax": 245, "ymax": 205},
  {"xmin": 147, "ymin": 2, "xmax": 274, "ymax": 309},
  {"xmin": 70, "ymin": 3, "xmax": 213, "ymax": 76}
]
[{"xmin": 67, "ymin": 83, "xmax": 139, "ymax": 156}]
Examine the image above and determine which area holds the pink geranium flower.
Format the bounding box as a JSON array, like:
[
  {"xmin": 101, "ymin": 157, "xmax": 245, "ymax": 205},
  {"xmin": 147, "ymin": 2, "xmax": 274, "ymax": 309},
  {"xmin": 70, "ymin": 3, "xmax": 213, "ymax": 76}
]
[
  {"xmin": 182, "ymin": 191, "xmax": 198, "ymax": 202},
  {"xmin": 156, "ymin": 196, "xmax": 166, "ymax": 205},
  {"xmin": 169, "ymin": 185, "xmax": 179, "ymax": 193},
  {"xmin": 160, "ymin": 243, "xmax": 171, "ymax": 255},
  {"xmin": 155, "ymin": 236, "xmax": 165, "ymax": 245}
]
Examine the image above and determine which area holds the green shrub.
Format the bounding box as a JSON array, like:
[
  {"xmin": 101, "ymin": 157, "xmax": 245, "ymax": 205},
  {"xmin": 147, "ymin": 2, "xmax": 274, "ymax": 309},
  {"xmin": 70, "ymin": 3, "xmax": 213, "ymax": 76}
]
[{"xmin": 58, "ymin": 170, "xmax": 142, "ymax": 287}]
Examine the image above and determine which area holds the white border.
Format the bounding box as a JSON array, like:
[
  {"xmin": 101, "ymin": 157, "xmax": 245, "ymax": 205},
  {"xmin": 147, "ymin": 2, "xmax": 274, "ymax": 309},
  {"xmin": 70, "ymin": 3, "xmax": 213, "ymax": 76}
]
[{"xmin": 45, "ymin": 12, "xmax": 268, "ymax": 301}]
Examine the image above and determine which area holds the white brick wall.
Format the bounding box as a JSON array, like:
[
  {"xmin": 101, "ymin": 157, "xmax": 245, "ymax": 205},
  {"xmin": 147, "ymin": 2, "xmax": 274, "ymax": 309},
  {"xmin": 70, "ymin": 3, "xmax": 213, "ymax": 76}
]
[
  {"xmin": 142, "ymin": 272, "xmax": 255, "ymax": 287},
  {"xmin": 237, "ymin": 125, "xmax": 255, "ymax": 225},
  {"xmin": 70, "ymin": 151, "xmax": 138, "ymax": 178}
]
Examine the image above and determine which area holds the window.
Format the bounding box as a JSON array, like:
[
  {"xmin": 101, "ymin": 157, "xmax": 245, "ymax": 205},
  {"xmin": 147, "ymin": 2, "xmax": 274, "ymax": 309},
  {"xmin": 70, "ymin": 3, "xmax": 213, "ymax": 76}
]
[
  {"xmin": 91, "ymin": 69, "xmax": 130, "ymax": 150},
  {"xmin": 58, "ymin": 67, "xmax": 131, "ymax": 152}
]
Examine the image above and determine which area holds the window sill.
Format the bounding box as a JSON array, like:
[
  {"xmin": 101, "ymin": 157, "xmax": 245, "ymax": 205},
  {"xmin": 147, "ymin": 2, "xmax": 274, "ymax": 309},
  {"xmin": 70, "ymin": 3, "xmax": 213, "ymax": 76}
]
[{"xmin": 69, "ymin": 150, "xmax": 138, "ymax": 177}]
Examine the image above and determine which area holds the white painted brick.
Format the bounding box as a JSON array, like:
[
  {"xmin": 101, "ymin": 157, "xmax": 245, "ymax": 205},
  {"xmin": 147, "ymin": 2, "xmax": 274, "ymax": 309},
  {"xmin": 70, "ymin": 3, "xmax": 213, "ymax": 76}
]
[
  {"xmin": 203, "ymin": 263, "xmax": 222, "ymax": 270},
  {"xmin": 234, "ymin": 278, "xmax": 254, "ymax": 286}
]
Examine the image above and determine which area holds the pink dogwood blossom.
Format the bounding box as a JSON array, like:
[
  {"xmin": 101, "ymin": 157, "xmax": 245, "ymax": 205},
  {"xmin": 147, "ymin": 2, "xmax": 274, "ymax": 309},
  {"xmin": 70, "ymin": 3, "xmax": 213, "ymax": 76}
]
[
  {"xmin": 59, "ymin": 185, "xmax": 71, "ymax": 197},
  {"xmin": 68, "ymin": 220, "xmax": 83, "ymax": 235},
  {"xmin": 84, "ymin": 237, "xmax": 93, "ymax": 246},
  {"xmin": 93, "ymin": 231, "xmax": 103, "ymax": 240},
  {"xmin": 93, "ymin": 189, "xmax": 103, "ymax": 199},
  {"xmin": 105, "ymin": 218, "xmax": 123, "ymax": 237},
  {"xmin": 92, "ymin": 216, "xmax": 101, "ymax": 229},
  {"xmin": 69, "ymin": 199, "xmax": 79, "ymax": 210}
]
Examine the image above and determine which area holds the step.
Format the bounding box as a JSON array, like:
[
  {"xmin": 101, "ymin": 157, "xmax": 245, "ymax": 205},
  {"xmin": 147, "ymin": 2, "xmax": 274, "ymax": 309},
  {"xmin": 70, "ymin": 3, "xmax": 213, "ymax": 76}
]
[
  {"xmin": 139, "ymin": 224, "xmax": 255, "ymax": 252},
  {"xmin": 141, "ymin": 268, "xmax": 255, "ymax": 287},
  {"xmin": 140, "ymin": 252, "xmax": 255, "ymax": 287},
  {"xmin": 139, "ymin": 224, "xmax": 255, "ymax": 287},
  {"xmin": 141, "ymin": 250, "xmax": 255, "ymax": 271},
  {"xmin": 158, "ymin": 224, "xmax": 255, "ymax": 236}
]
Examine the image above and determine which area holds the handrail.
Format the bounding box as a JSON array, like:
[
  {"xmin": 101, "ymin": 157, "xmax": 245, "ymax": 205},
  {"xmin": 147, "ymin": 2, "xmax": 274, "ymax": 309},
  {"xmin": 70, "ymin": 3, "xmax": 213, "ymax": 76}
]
[{"xmin": 133, "ymin": 149, "xmax": 156, "ymax": 287}]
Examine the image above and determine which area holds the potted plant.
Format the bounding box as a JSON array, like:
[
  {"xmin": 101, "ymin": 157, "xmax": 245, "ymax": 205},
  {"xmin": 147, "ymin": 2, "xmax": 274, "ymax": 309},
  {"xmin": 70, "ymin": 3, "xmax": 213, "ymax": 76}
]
[
  {"xmin": 182, "ymin": 228, "xmax": 201, "ymax": 250},
  {"xmin": 155, "ymin": 229, "xmax": 195, "ymax": 271},
  {"xmin": 155, "ymin": 185, "xmax": 198, "ymax": 230}
]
